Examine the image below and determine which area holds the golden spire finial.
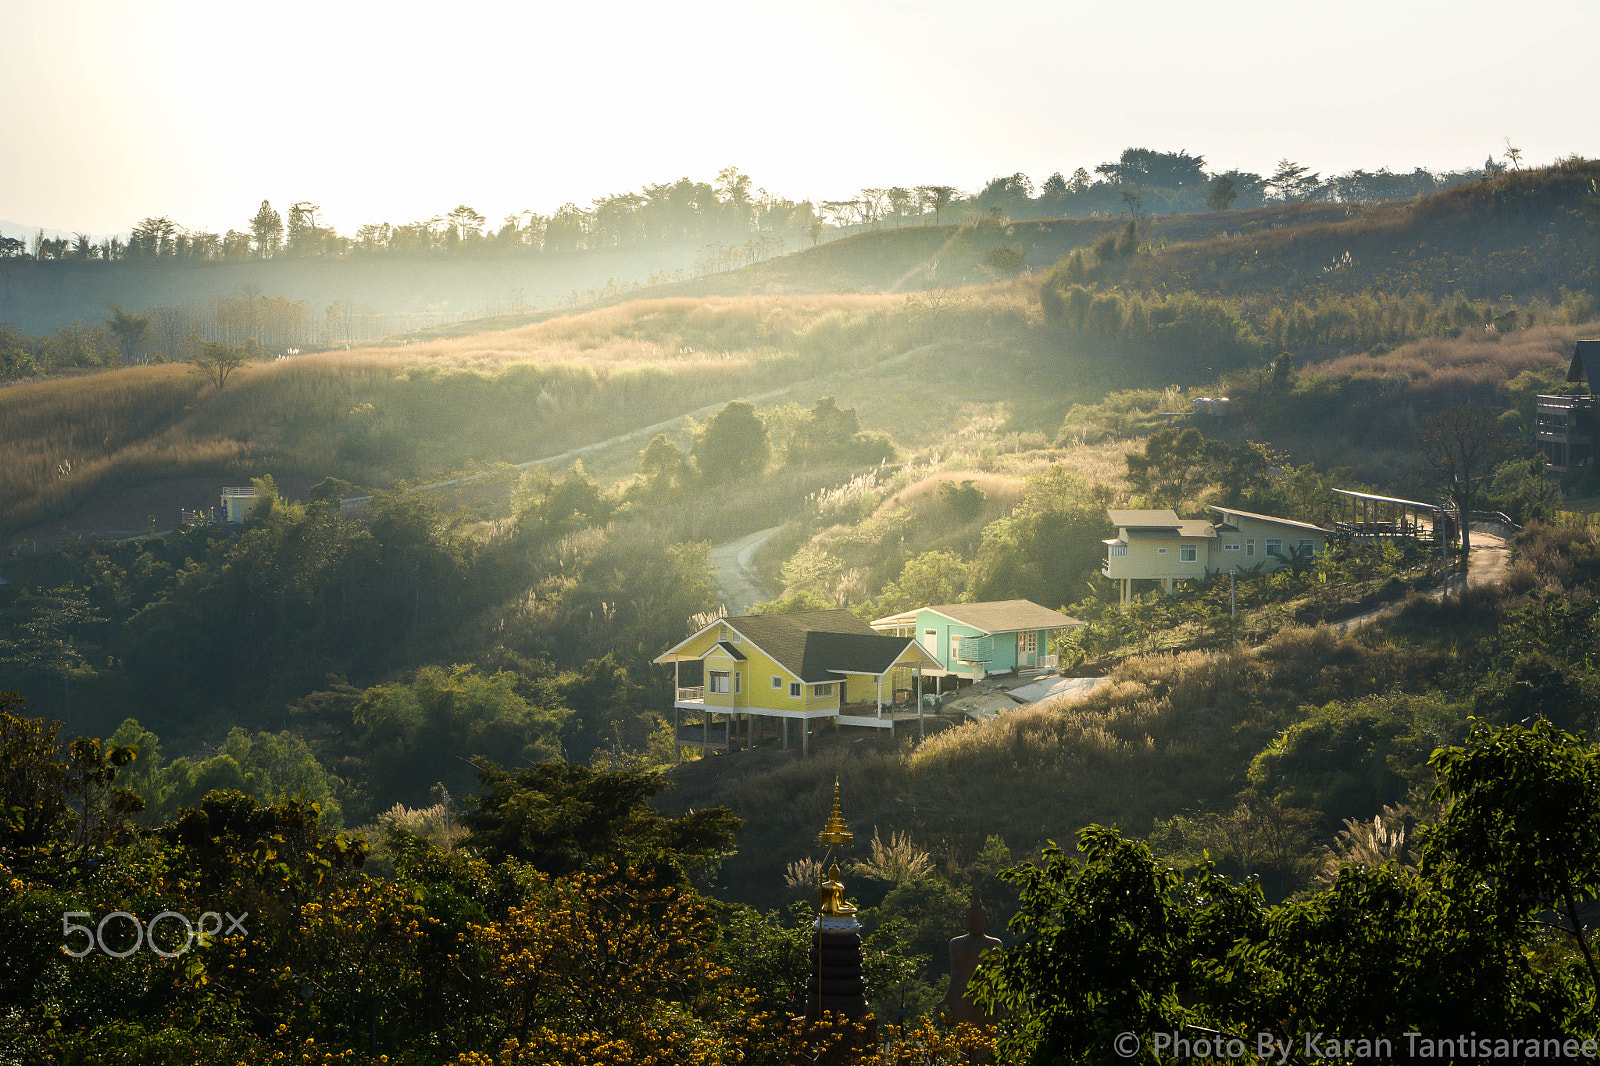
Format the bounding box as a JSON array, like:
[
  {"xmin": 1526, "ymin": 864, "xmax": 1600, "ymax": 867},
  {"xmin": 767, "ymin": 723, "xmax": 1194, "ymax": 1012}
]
[{"xmin": 817, "ymin": 777, "xmax": 853, "ymax": 849}]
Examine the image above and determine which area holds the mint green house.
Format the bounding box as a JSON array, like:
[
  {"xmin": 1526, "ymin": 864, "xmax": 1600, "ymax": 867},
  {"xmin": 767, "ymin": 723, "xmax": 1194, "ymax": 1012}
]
[{"xmin": 869, "ymin": 599, "xmax": 1084, "ymax": 681}]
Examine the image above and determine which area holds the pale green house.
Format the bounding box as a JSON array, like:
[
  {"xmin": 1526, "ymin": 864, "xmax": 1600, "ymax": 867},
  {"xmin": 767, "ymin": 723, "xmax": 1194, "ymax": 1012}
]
[{"xmin": 869, "ymin": 599, "xmax": 1084, "ymax": 681}]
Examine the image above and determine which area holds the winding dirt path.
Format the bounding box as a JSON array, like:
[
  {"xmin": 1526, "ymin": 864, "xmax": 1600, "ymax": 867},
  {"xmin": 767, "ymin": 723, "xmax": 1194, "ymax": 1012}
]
[
  {"xmin": 1330, "ymin": 531, "xmax": 1509, "ymax": 634},
  {"xmin": 707, "ymin": 525, "xmax": 783, "ymax": 614}
]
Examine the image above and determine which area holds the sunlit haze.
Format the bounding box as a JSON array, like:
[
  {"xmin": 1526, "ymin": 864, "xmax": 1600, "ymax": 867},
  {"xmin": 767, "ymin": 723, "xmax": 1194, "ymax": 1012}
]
[{"xmin": 2, "ymin": 0, "xmax": 1597, "ymax": 235}]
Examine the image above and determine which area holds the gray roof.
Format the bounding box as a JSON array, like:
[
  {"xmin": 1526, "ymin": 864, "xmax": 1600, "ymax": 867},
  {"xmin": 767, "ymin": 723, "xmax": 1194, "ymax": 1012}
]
[
  {"xmin": 924, "ymin": 599, "xmax": 1085, "ymax": 633},
  {"xmin": 1108, "ymin": 508, "xmax": 1182, "ymax": 529},
  {"xmin": 721, "ymin": 610, "xmax": 928, "ymax": 681},
  {"xmin": 1331, "ymin": 488, "xmax": 1439, "ymax": 511},
  {"xmin": 706, "ymin": 640, "xmax": 746, "ymax": 661},
  {"xmin": 1207, "ymin": 506, "xmax": 1330, "ymax": 534}
]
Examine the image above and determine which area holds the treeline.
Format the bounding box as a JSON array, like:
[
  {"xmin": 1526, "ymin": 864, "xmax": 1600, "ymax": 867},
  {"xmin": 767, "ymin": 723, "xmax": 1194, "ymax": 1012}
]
[
  {"xmin": 0, "ymin": 293, "xmax": 323, "ymax": 380},
  {"xmin": 2, "ymin": 148, "xmax": 1526, "ymax": 268}
]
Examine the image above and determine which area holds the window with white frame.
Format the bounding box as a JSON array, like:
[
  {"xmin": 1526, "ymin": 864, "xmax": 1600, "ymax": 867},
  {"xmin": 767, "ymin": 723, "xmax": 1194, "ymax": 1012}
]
[
  {"xmin": 1297, "ymin": 539, "xmax": 1315, "ymax": 554},
  {"xmin": 709, "ymin": 672, "xmax": 730, "ymax": 694},
  {"xmin": 1266, "ymin": 539, "xmax": 1282, "ymax": 556},
  {"xmin": 951, "ymin": 636, "xmax": 963, "ymax": 661},
  {"xmin": 735, "ymin": 672, "xmax": 741, "ymax": 693},
  {"xmin": 1224, "ymin": 543, "xmax": 1241, "ymax": 552},
  {"xmin": 789, "ymin": 682, "xmax": 801, "ymax": 698},
  {"xmin": 1180, "ymin": 546, "xmax": 1197, "ymax": 562},
  {"xmin": 772, "ymin": 676, "xmax": 783, "ymax": 689},
  {"xmin": 1157, "ymin": 547, "xmax": 1168, "ymax": 554},
  {"xmin": 1021, "ymin": 631, "xmax": 1037, "ymax": 654},
  {"xmin": 813, "ymin": 684, "xmax": 831, "ymax": 698},
  {"xmin": 1107, "ymin": 543, "xmax": 1128, "ymax": 557},
  {"xmin": 1246, "ymin": 539, "xmax": 1256, "ymax": 557}
]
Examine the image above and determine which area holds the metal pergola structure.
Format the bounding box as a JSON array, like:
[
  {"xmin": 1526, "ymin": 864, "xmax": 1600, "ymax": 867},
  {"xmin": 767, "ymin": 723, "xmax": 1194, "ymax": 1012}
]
[{"xmin": 1331, "ymin": 488, "xmax": 1445, "ymax": 543}]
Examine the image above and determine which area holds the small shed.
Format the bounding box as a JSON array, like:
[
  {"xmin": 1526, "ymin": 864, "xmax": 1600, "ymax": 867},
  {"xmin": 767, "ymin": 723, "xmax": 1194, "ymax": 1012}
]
[{"xmin": 220, "ymin": 486, "xmax": 258, "ymax": 523}]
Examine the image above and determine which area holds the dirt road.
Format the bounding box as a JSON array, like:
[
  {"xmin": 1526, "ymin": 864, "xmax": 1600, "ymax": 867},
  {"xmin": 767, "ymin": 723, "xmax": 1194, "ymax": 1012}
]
[
  {"xmin": 1330, "ymin": 531, "xmax": 1509, "ymax": 635},
  {"xmin": 708, "ymin": 525, "xmax": 783, "ymax": 614}
]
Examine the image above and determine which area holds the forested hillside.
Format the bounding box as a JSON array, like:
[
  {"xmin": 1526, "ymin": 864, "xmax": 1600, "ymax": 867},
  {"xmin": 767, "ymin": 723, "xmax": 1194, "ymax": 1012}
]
[{"xmin": 2, "ymin": 155, "xmax": 1598, "ymax": 1063}]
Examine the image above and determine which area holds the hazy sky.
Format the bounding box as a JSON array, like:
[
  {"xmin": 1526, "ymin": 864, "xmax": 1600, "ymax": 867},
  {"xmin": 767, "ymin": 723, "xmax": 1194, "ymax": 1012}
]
[{"xmin": 2, "ymin": 0, "xmax": 1596, "ymax": 236}]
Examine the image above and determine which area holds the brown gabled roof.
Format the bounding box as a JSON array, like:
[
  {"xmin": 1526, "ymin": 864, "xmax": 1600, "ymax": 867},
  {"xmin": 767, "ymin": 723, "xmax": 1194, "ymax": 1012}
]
[{"xmin": 923, "ymin": 599, "xmax": 1085, "ymax": 633}]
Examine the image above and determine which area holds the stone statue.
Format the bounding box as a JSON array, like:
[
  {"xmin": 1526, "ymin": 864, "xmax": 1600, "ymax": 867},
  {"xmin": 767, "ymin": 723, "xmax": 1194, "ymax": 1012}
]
[{"xmin": 939, "ymin": 897, "xmax": 1003, "ymax": 1026}]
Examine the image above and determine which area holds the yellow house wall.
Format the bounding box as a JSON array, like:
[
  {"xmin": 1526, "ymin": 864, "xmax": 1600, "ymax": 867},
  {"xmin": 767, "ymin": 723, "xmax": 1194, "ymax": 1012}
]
[
  {"xmin": 670, "ymin": 622, "xmax": 837, "ymax": 713},
  {"xmin": 1209, "ymin": 517, "xmax": 1327, "ymax": 572},
  {"xmin": 1104, "ymin": 535, "xmax": 1210, "ymax": 580}
]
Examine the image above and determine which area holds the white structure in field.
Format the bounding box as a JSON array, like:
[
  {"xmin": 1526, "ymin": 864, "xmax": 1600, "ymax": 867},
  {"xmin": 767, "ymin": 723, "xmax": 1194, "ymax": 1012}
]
[{"xmin": 220, "ymin": 486, "xmax": 258, "ymax": 523}]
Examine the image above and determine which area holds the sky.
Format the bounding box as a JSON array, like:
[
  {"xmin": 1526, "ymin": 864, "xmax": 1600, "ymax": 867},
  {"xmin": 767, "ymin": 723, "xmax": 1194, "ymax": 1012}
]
[{"xmin": 1, "ymin": 0, "xmax": 1596, "ymax": 237}]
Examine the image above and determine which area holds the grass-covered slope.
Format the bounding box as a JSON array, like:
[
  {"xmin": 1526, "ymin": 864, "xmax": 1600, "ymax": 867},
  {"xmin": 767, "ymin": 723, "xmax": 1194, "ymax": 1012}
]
[{"xmin": 1077, "ymin": 158, "xmax": 1600, "ymax": 305}]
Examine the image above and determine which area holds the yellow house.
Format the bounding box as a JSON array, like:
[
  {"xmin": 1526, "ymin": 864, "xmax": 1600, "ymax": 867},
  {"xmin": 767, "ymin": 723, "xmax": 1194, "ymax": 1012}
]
[
  {"xmin": 654, "ymin": 610, "xmax": 941, "ymax": 758},
  {"xmin": 1103, "ymin": 506, "xmax": 1330, "ymax": 604}
]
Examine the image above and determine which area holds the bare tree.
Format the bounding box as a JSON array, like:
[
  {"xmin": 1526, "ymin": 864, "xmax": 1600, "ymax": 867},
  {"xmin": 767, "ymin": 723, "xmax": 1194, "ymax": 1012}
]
[
  {"xmin": 1416, "ymin": 404, "xmax": 1508, "ymax": 565},
  {"xmin": 916, "ymin": 185, "xmax": 957, "ymax": 225}
]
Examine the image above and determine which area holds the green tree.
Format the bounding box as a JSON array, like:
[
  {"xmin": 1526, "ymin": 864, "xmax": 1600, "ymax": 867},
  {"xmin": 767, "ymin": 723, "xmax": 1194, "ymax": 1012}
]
[
  {"xmin": 694, "ymin": 401, "xmax": 769, "ymax": 484},
  {"xmin": 1124, "ymin": 425, "xmax": 1208, "ymax": 507},
  {"xmin": 873, "ymin": 551, "xmax": 967, "ymax": 615},
  {"xmin": 459, "ymin": 761, "xmax": 740, "ymax": 883},
  {"xmin": 1206, "ymin": 175, "xmax": 1238, "ymax": 211},
  {"xmin": 0, "ymin": 585, "xmax": 104, "ymax": 714},
  {"xmin": 634, "ymin": 433, "xmax": 691, "ymax": 499},
  {"xmin": 972, "ymin": 827, "xmax": 1265, "ymax": 1065},
  {"xmin": 188, "ymin": 340, "xmax": 248, "ymax": 389},
  {"xmin": 785, "ymin": 396, "xmax": 860, "ymax": 466},
  {"xmin": 249, "ymin": 200, "xmax": 283, "ymax": 258},
  {"xmin": 1267, "ymin": 158, "xmax": 1320, "ymax": 201},
  {"xmin": 106, "ymin": 304, "xmax": 149, "ymax": 366},
  {"xmin": 1426, "ymin": 720, "xmax": 1600, "ymax": 986}
]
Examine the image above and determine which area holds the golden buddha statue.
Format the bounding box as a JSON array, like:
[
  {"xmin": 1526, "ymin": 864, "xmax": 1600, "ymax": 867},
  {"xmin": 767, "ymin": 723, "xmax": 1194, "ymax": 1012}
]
[{"xmin": 818, "ymin": 862, "xmax": 858, "ymax": 917}]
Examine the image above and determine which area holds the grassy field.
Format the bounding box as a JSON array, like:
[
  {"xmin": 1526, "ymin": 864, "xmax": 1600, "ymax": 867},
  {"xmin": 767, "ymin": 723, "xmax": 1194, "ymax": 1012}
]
[{"xmin": 0, "ymin": 294, "xmax": 947, "ymax": 536}]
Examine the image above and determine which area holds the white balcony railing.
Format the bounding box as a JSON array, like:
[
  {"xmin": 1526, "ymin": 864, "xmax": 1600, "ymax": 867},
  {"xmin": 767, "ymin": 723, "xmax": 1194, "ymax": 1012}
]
[{"xmin": 676, "ymin": 686, "xmax": 704, "ymax": 703}]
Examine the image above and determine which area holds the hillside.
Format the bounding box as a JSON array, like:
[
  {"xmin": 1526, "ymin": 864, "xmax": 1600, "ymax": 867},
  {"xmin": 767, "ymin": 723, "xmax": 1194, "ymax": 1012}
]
[
  {"xmin": 634, "ymin": 202, "xmax": 1362, "ymax": 297},
  {"xmin": 1082, "ymin": 158, "xmax": 1600, "ymax": 305}
]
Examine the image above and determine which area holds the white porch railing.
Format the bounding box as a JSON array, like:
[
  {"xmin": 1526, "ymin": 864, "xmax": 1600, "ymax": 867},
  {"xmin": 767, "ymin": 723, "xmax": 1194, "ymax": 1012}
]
[{"xmin": 676, "ymin": 686, "xmax": 704, "ymax": 702}]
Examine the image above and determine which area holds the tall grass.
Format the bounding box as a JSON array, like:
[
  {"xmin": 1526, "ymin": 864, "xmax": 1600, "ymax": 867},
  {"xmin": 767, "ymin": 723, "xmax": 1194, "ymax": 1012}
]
[{"xmin": 3, "ymin": 291, "xmax": 1036, "ymax": 536}]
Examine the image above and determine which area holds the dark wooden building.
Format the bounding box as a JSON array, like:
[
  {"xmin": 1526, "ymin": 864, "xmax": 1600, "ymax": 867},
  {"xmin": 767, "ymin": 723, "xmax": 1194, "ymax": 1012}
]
[{"xmin": 1537, "ymin": 339, "xmax": 1600, "ymax": 472}]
